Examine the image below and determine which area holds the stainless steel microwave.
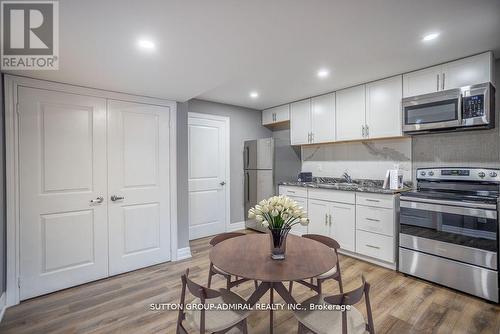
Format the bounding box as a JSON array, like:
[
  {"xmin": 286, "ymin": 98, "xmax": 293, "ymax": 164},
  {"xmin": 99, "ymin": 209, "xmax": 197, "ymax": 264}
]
[{"xmin": 402, "ymin": 82, "xmax": 495, "ymax": 134}]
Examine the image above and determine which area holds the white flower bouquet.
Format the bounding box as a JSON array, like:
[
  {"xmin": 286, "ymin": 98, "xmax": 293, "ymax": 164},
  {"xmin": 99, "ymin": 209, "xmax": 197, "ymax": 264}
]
[{"xmin": 247, "ymin": 195, "xmax": 309, "ymax": 230}]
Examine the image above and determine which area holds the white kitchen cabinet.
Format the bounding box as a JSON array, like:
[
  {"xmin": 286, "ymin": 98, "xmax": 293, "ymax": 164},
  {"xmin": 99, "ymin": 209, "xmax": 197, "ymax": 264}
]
[
  {"xmin": 442, "ymin": 52, "xmax": 494, "ymax": 90},
  {"xmin": 307, "ymin": 199, "xmax": 330, "ymax": 236},
  {"xmin": 311, "ymin": 93, "xmax": 335, "ymax": 143},
  {"xmin": 335, "ymin": 85, "xmax": 366, "ymax": 141},
  {"xmin": 330, "ymin": 202, "xmax": 355, "ymax": 252},
  {"xmin": 403, "ymin": 52, "xmax": 494, "ymax": 98},
  {"xmin": 262, "ymin": 104, "xmax": 290, "ymax": 125},
  {"xmin": 403, "ymin": 65, "xmax": 441, "ymax": 98},
  {"xmin": 365, "ymin": 75, "xmax": 403, "ymax": 138},
  {"xmin": 356, "ymin": 230, "xmax": 394, "ymax": 263},
  {"xmin": 289, "ymin": 196, "xmax": 308, "ymax": 236},
  {"xmin": 290, "ymin": 99, "xmax": 311, "ymax": 145}
]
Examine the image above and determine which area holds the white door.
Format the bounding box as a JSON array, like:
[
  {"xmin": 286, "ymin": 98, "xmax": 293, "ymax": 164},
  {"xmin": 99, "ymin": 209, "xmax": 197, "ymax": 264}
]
[
  {"xmin": 365, "ymin": 75, "xmax": 403, "ymax": 139},
  {"xmin": 107, "ymin": 100, "xmax": 171, "ymax": 275},
  {"xmin": 290, "ymin": 99, "xmax": 311, "ymax": 145},
  {"xmin": 188, "ymin": 114, "xmax": 229, "ymax": 240},
  {"xmin": 19, "ymin": 87, "xmax": 108, "ymax": 300},
  {"xmin": 330, "ymin": 202, "xmax": 355, "ymax": 252},
  {"xmin": 311, "ymin": 93, "xmax": 335, "ymax": 144},
  {"xmin": 307, "ymin": 199, "xmax": 330, "ymax": 236},
  {"xmin": 402, "ymin": 65, "xmax": 441, "ymax": 98},
  {"xmin": 336, "ymin": 85, "xmax": 366, "ymax": 141},
  {"xmin": 443, "ymin": 52, "xmax": 493, "ymax": 90},
  {"xmin": 288, "ymin": 196, "xmax": 307, "ymax": 236}
]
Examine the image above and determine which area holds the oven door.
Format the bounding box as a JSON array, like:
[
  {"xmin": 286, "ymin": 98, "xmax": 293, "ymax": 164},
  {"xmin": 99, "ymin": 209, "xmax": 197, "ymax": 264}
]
[
  {"xmin": 400, "ymin": 199, "xmax": 498, "ymax": 269},
  {"xmin": 402, "ymin": 89, "xmax": 462, "ymax": 133}
]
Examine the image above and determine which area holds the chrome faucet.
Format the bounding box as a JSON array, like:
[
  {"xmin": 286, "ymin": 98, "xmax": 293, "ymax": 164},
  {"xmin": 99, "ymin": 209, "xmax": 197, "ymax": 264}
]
[{"xmin": 342, "ymin": 171, "xmax": 353, "ymax": 183}]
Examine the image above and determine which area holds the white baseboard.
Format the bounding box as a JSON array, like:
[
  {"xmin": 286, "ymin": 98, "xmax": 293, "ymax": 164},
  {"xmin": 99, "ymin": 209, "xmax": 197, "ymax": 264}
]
[
  {"xmin": 338, "ymin": 249, "xmax": 396, "ymax": 270},
  {"xmin": 0, "ymin": 292, "xmax": 6, "ymax": 324},
  {"xmin": 227, "ymin": 221, "xmax": 246, "ymax": 232},
  {"xmin": 176, "ymin": 247, "xmax": 192, "ymax": 261}
]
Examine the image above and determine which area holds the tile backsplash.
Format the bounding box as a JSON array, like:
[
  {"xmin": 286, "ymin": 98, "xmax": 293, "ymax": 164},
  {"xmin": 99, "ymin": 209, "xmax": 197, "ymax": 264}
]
[{"xmin": 301, "ymin": 138, "xmax": 412, "ymax": 181}]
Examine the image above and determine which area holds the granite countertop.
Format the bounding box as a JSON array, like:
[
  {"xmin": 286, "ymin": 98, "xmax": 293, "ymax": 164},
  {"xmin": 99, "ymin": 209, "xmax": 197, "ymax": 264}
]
[{"xmin": 280, "ymin": 177, "xmax": 413, "ymax": 195}]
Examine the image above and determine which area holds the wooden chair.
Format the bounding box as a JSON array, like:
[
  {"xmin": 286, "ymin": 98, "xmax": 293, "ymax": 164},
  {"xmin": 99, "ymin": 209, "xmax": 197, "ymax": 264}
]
[
  {"xmin": 208, "ymin": 232, "xmax": 258, "ymax": 290},
  {"xmin": 294, "ymin": 276, "xmax": 375, "ymax": 334},
  {"xmin": 177, "ymin": 269, "xmax": 250, "ymax": 334},
  {"xmin": 289, "ymin": 234, "xmax": 343, "ymax": 295}
]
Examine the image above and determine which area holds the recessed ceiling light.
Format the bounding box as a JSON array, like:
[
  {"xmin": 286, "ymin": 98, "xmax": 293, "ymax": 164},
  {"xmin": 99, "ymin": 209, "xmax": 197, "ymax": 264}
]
[
  {"xmin": 422, "ymin": 33, "xmax": 439, "ymax": 42},
  {"xmin": 317, "ymin": 69, "xmax": 330, "ymax": 78},
  {"xmin": 250, "ymin": 91, "xmax": 259, "ymax": 99},
  {"xmin": 137, "ymin": 39, "xmax": 156, "ymax": 50}
]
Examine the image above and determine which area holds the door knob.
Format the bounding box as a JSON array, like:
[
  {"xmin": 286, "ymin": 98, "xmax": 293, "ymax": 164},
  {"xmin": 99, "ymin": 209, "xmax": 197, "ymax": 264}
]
[
  {"xmin": 220, "ymin": 181, "xmax": 226, "ymax": 186},
  {"xmin": 90, "ymin": 196, "xmax": 104, "ymax": 204},
  {"xmin": 111, "ymin": 195, "xmax": 125, "ymax": 201}
]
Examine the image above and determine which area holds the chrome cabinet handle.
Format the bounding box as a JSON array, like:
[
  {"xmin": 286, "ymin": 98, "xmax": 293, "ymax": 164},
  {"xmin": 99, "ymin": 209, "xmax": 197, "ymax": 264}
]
[
  {"xmin": 365, "ymin": 199, "xmax": 380, "ymax": 202},
  {"xmin": 90, "ymin": 196, "xmax": 104, "ymax": 204},
  {"xmin": 220, "ymin": 181, "xmax": 226, "ymax": 186},
  {"xmin": 325, "ymin": 213, "xmax": 328, "ymax": 225},
  {"xmin": 329, "ymin": 214, "xmax": 332, "ymax": 225},
  {"xmin": 436, "ymin": 74, "xmax": 440, "ymax": 91},
  {"xmin": 362, "ymin": 125, "xmax": 365, "ymax": 138},
  {"xmin": 442, "ymin": 73, "xmax": 445, "ymax": 90},
  {"xmin": 366, "ymin": 218, "xmax": 380, "ymax": 222},
  {"xmin": 366, "ymin": 125, "xmax": 369, "ymax": 137},
  {"xmin": 365, "ymin": 244, "xmax": 380, "ymax": 249},
  {"xmin": 111, "ymin": 195, "xmax": 125, "ymax": 201}
]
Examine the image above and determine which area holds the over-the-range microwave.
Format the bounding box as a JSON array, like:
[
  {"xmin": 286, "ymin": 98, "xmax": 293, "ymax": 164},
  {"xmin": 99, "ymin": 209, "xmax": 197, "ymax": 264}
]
[{"xmin": 402, "ymin": 82, "xmax": 495, "ymax": 134}]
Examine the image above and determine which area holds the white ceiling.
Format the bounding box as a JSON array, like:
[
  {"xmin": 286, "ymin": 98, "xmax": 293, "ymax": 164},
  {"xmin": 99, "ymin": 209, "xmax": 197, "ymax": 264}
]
[{"xmin": 7, "ymin": 0, "xmax": 500, "ymax": 110}]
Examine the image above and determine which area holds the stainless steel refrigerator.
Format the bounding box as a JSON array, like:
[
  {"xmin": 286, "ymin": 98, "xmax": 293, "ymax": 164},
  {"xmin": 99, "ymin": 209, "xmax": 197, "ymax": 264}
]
[{"xmin": 244, "ymin": 136, "xmax": 301, "ymax": 232}]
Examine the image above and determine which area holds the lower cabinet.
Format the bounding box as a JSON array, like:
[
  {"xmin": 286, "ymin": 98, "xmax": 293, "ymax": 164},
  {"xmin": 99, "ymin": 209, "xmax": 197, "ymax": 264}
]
[
  {"xmin": 356, "ymin": 230, "xmax": 394, "ymax": 263},
  {"xmin": 289, "ymin": 195, "xmax": 308, "ymax": 236}
]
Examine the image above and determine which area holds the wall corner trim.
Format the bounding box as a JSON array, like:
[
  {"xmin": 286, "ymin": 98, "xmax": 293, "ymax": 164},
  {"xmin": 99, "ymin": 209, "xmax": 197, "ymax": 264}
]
[{"xmin": 176, "ymin": 247, "xmax": 192, "ymax": 261}]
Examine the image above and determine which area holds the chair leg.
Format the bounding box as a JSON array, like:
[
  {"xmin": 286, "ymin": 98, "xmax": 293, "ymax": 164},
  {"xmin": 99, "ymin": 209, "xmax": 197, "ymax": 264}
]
[
  {"xmin": 241, "ymin": 318, "xmax": 248, "ymax": 334},
  {"xmin": 226, "ymin": 275, "xmax": 231, "ymax": 290},
  {"xmin": 254, "ymin": 280, "xmax": 258, "ymax": 289},
  {"xmin": 207, "ymin": 269, "xmax": 213, "ymax": 288},
  {"xmin": 310, "ymin": 277, "xmax": 314, "ymax": 291},
  {"xmin": 298, "ymin": 321, "xmax": 308, "ymax": 334},
  {"xmin": 317, "ymin": 279, "xmax": 322, "ymax": 295},
  {"xmin": 289, "ymin": 281, "xmax": 293, "ymax": 294},
  {"xmin": 337, "ymin": 274, "xmax": 344, "ymax": 293}
]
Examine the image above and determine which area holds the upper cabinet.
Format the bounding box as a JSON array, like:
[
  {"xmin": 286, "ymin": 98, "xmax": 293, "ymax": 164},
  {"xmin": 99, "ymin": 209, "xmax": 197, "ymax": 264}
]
[
  {"xmin": 403, "ymin": 51, "xmax": 494, "ymax": 98},
  {"xmin": 365, "ymin": 75, "xmax": 403, "ymax": 139},
  {"xmin": 262, "ymin": 104, "xmax": 290, "ymax": 126},
  {"xmin": 335, "ymin": 85, "xmax": 366, "ymax": 141},
  {"xmin": 290, "ymin": 93, "xmax": 335, "ymax": 145},
  {"xmin": 290, "ymin": 99, "xmax": 311, "ymax": 145}
]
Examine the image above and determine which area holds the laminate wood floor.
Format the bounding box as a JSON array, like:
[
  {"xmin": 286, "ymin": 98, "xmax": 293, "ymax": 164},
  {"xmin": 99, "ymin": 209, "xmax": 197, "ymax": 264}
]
[{"xmin": 1, "ymin": 231, "xmax": 499, "ymax": 334}]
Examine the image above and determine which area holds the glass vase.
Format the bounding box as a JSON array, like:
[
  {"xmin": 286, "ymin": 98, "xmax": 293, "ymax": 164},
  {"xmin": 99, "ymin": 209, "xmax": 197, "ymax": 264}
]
[{"xmin": 269, "ymin": 227, "xmax": 291, "ymax": 260}]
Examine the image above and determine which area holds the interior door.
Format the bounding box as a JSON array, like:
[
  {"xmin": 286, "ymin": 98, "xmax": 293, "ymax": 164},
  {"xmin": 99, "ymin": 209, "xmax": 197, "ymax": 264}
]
[
  {"xmin": 307, "ymin": 199, "xmax": 330, "ymax": 236},
  {"xmin": 311, "ymin": 93, "xmax": 335, "ymax": 143},
  {"xmin": 107, "ymin": 100, "xmax": 171, "ymax": 275},
  {"xmin": 290, "ymin": 99, "xmax": 311, "ymax": 145},
  {"xmin": 335, "ymin": 85, "xmax": 366, "ymax": 141},
  {"xmin": 188, "ymin": 114, "xmax": 228, "ymax": 240},
  {"xmin": 19, "ymin": 87, "xmax": 108, "ymax": 300}
]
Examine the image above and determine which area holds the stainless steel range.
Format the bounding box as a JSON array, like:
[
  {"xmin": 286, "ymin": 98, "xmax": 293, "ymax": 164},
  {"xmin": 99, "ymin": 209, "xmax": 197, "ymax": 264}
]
[{"xmin": 399, "ymin": 167, "xmax": 499, "ymax": 302}]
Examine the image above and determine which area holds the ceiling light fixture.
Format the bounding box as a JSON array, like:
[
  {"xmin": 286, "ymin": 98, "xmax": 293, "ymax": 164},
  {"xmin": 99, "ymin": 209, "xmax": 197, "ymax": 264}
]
[
  {"xmin": 317, "ymin": 69, "xmax": 330, "ymax": 78},
  {"xmin": 250, "ymin": 91, "xmax": 259, "ymax": 98},
  {"xmin": 422, "ymin": 32, "xmax": 439, "ymax": 42},
  {"xmin": 137, "ymin": 39, "xmax": 156, "ymax": 50}
]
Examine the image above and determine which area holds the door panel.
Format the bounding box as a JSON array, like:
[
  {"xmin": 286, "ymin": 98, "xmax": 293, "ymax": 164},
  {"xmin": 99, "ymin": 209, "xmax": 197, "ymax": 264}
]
[
  {"xmin": 19, "ymin": 87, "xmax": 108, "ymax": 300},
  {"xmin": 289, "ymin": 196, "xmax": 308, "ymax": 236},
  {"xmin": 335, "ymin": 85, "xmax": 366, "ymax": 141},
  {"xmin": 307, "ymin": 199, "xmax": 330, "ymax": 236},
  {"xmin": 311, "ymin": 93, "xmax": 335, "ymax": 143},
  {"xmin": 108, "ymin": 100, "xmax": 171, "ymax": 275},
  {"xmin": 443, "ymin": 52, "xmax": 493, "ymax": 90},
  {"xmin": 403, "ymin": 65, "xmax": 441, "ymax": 98},
  {"xmin": 188, "ymin": 114, "xmax": 228, "ymax": 239},
  {"xmin": 330, "ymin": 203, "xmax": 356, "ymax": 252},
  {"xmin": 257, "ymin": 138, "xmax": 273, "ymax": 170},
  {"xmin": 290, "ymin": 99, "xmax": 311, "ymax": 145}
]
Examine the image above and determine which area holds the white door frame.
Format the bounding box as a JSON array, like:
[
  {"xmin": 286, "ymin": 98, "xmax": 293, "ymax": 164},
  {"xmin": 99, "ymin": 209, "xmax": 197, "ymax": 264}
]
[
  {"xmin": 187, "ymin": 112, "xmax": 231, "ymax": 235},
  {"xmin": 3, "ymin": 75, "xmax": 178, "ymax": 307}
]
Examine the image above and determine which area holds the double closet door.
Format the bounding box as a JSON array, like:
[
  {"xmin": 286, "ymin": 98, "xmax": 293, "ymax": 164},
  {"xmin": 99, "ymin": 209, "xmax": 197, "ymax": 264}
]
[{"xmin": 18, "ymin": 87, "xmax": 171, "ymax": 300}]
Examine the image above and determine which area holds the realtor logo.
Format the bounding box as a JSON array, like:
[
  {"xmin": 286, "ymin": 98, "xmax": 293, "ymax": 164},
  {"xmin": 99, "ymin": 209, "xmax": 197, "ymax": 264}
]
[{"xmin": 1, "ymin": 1, "xmax": 58, "ymax": 70}]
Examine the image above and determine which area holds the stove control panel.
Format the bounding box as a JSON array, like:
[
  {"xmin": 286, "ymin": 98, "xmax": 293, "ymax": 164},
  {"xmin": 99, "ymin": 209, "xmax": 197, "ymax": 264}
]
[{"xmin": 417, "ymin": 168, "xmax": 500, "ymax": 182}]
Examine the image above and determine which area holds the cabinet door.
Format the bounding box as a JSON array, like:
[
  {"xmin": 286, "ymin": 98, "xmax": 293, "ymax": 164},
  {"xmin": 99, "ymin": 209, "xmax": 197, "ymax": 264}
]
[
  {"xmin": 336, "ymin": 85, "xmax": 366, "ymax": 141},
  {"xmin": 262, "ymin": 108, "xmax": 274, "ymax": 125},
  {"xmin": 289, "ymin": 196, "xmax": 308, "ymax": 236},
  {"xmin": 311, "ymin": 93, "xmax": 335, "ymax": 143},
  {"xmin": 307, "ymin": 199, "xmax": 330, "ymax": 236},
  {"xmin": 443, "ymin": 52, "xmax": 494, "ymax": 90},
  {"xmin": 330, "ymin": 202, "xmax": 355, "ymax": 252},
  {"xmin": 403, "ymin": 65, "xmax": 441, "ymax": 98},
  {"xmin": 290, "ymin": 99, "xmax": 311, "ymax": 145},
  {"xmin": 274, "ymin": 104, "xmax": 290, "ymax": 123},
  {"xmin": 365, "ymin": 75, "xmax": 403, "ymax": 139}
]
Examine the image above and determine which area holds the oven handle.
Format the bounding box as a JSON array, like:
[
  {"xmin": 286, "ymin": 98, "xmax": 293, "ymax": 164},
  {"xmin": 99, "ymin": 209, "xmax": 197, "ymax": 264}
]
[
  {"xmin": 400, "ymin": 200, "xmax": 497, "ymax": 219},
  {"xmin": 400, "ymin": 196, "xmax": 497, "ymax": 210}
]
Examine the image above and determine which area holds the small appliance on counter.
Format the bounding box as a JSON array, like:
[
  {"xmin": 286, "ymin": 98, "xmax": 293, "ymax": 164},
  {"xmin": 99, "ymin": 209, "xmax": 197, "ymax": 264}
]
[
  {"xmin": 297, "ymin": 172, "xmax": 313, "ymax": 182},
  {"xmin": 383, "ymin": 165, "xmax": 403, "ymax": 190}
]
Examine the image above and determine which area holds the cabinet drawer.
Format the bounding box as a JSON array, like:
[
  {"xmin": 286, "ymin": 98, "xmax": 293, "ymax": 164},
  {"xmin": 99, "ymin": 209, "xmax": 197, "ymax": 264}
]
[
  {"xmin": 356, "ymin": 206, "xmax": 394, "ymax": 236},
  {"xmin": 356, "ymin": 230, "xmax": 394, "ymax": 263},
  {"xmin": 356, "ymin": 193, "xmax": 393, "ymax": 209},
  {"xmin": 308, "ymin": 188, "xmax": 355, "ymax": 204},
  {"xmin": 279, "ymin": 186, "xmax": 307, "ymax": 198}
]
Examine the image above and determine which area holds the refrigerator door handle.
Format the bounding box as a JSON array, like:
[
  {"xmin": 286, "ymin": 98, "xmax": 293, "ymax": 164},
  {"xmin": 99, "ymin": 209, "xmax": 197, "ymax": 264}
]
[
  {"xmin": 245, "ymin": 146, "xmax": 249, "ymax": 169},
  {"xmin": 245, "ymin": 172, "xmax": 250, "ymax": 203}
]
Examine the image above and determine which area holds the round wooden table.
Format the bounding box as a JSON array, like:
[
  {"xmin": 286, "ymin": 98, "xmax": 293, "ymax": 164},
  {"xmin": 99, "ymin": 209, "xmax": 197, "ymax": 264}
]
[{"xmin": 210, "ymin": 233, "xmax": 337, "ymax": 333}]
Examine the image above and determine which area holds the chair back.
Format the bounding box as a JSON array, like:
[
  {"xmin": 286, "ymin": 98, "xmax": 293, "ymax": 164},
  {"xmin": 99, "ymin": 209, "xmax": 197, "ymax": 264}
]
[
  {"xmin": 209, "ymin": 232, "xmax": 245, "ymax": 246},
  {"xmin": 323, "ymin": 276, "xmax": 375, "ymax": 334}
]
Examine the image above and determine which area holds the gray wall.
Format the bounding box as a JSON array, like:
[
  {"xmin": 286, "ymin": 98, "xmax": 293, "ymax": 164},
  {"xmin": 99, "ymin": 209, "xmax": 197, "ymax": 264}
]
[
  {"xmin": 177, "ymin": 99, "xmax": 271, "ymax": 248},
  {"xmin": 1, "ymin": 74, "xmax": 5, "ymax": 293},
  {"xmin": 411, "ymin": 59, "xmax": 500, "ymax": 180}
]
